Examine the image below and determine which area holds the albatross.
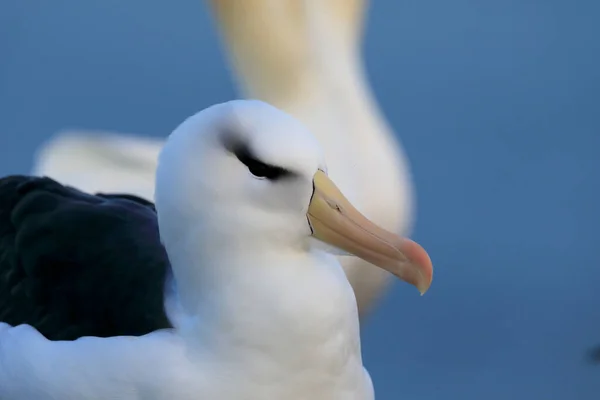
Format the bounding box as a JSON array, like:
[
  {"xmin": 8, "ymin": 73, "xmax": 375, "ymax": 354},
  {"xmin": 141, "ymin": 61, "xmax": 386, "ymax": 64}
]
[
  {"xmin": 0, "ymin": 100, "xmax": 432, "ymax": 399},
  {"xmin": 33, "ymin": 0, "xmax": 414, "ymax": 315}
]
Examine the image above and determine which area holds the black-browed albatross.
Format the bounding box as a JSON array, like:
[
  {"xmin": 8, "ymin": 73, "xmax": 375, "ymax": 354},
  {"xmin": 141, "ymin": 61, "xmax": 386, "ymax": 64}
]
[{"xmin": 0, "ymin": 99, "xmax": 432, "ymax": 399}]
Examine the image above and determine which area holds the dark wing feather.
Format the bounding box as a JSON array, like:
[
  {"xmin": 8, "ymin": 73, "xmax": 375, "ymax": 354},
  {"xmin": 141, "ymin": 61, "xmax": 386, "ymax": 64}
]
[{"xmin": 0, "ymin": 175, "xmax": 172, "ymax": 341}]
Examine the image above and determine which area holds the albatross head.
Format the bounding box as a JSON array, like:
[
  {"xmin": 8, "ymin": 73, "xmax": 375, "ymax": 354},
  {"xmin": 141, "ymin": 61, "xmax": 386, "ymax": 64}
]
[{"xmin": 155, "ymin": 100, "xmax": 432, "ymax": 294}]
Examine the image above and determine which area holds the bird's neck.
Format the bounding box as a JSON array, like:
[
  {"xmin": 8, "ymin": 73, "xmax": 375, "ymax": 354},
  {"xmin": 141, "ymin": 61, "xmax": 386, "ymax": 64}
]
[{"xmin": 166, "ymin": 233, "xmax": 363, "ymax": 369}]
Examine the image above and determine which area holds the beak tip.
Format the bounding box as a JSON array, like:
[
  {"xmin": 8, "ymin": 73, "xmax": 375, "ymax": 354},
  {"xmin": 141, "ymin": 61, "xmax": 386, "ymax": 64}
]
[
  {"xmin": 418, "ymin": 286, "xmax": 428, "ymax": 296},
  {"xmin": 401, "ymin": 239, "xmax": 433, "ymax": 296},
  {"xmin": 417, "ymin": 276, "xmax": 432, "ymax": 296}
]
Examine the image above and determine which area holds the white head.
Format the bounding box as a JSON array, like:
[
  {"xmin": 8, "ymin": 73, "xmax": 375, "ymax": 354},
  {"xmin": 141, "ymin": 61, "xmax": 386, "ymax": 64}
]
[
  {"xmin": 155, "ymin": 100, "xmax": 432, "ymax": 310},
  {"xmin": 155, "ymin": 100, "xmax": 325, "ymax": 252}
]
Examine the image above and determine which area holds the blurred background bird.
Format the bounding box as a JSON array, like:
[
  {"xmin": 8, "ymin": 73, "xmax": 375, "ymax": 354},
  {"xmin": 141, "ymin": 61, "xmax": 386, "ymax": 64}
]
[{"xmin": 1, "ymin": 1, "xmax": 599, "ymax": 399}]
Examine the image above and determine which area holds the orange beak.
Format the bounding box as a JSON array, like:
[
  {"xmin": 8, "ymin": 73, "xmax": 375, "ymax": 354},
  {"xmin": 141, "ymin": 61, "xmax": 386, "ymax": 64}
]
[{"xmin": 307, "ymin": 170, "xmax": 433, "ymax": 294}]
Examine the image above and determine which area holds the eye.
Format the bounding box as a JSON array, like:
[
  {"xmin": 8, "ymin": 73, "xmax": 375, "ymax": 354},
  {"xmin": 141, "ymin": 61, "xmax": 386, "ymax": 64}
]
[{"xmin": 233, "ymin": 144, "xmax": 292, "ymax": 181}]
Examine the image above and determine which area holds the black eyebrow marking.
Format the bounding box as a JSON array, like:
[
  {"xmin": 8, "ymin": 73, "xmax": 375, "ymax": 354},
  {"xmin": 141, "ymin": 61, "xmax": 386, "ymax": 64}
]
[{"xmin": 220, "ymin": 130, "xmax": 295, "ymax": 181}]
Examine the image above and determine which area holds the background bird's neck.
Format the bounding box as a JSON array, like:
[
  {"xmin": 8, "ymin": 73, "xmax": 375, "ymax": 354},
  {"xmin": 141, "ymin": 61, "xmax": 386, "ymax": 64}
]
[{"xmin": 209, "ymin": 0, "xmax": 367, "ymax": 115}]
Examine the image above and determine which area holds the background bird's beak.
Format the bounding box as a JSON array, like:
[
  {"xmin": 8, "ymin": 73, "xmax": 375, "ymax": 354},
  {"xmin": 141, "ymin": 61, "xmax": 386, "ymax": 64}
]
[{"xmin": 307, "ymin": 170, "xmax": 433, "ymax": 294}]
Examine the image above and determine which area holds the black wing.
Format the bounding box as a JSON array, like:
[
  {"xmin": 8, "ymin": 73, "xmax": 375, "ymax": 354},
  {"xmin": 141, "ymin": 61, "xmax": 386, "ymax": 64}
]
[{"xmin": 0, "ymin": 175, "xmax": 172, "ymax": 341}]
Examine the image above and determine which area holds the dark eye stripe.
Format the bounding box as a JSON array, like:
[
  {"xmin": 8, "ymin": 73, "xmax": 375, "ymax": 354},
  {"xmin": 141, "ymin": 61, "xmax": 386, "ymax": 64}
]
[
  {"xmin": 223, "ymin": 135, "xmax": 293, "ymax": 181},
  {"xmin": 235, "ymin": 147, "xmax": 292, "ymax": 180}
]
